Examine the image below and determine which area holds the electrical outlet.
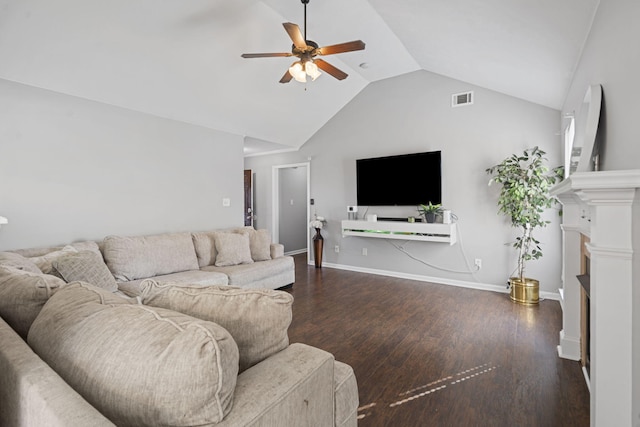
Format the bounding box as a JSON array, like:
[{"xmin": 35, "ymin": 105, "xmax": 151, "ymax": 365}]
[
  {"xmin": 362, "ymin": 248, "xmax": 368, "ymax": 256},
  {"xmin": 475, "ymin": 258, "xmax": 482, "ymax": 270},
  {"xmin": 334, "ymin": 245, "xmax": 340, "ymax": 253}
]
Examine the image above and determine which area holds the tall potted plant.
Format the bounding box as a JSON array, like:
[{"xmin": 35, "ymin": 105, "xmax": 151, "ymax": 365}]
[{"xmin": 486, "ymin": 146, "xmax": 563, "ymax": 304}]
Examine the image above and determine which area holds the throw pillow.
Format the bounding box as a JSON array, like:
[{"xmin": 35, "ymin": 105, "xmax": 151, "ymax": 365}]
[
  {"xmin": 214, "ymin": 232, "xmax": 254, "ymax": 267},
  {"xmin": 28, "ymin": 282, "xmax": 239, "ymax": 426},
  {"xmin": 0, "ymin": 251, "xmax": 42, "ymax": 273},
  {"xmin": 142, "ymin": 280, "xmax": 293, "ymax": 372},
  {"xmin": 28, "ymin": 245, "xmax": 78, "ymax": 275},
  {"xmin": 0, "ymin": 265, "xmax": 67, "ymax": 339},
  {"xmin": 191, "ymin": 231, "xmax": 219, "ymax": 268},
  {"xmin": 237, "ymin": 228, "xmax": 272, "ymax": 261},
  {"xmin": 52, "ymin": 250, "xmax": 118, "ymax": 292}
]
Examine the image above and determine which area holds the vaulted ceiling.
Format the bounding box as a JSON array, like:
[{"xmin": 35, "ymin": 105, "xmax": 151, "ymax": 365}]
[{"xmin": 0, "ymin": 0, "xmax": 599, "ymax": 154}]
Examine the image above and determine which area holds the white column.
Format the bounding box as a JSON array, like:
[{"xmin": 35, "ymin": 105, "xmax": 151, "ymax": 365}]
[
  {"xmin": 555, "ymin": 193, "xmax": 583, "ymax": 361},
  {"xmin": 551, "ymin": 170, "xmax": 640, "ymax": 427},
  {"xmin": 581, "ymin": 188, "xmax": 635, "ymax": 427}
]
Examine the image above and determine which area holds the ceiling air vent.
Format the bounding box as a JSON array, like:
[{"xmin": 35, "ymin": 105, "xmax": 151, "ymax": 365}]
[{"xmin": 452, "ymin": 91, "xmax": 474, "ymax": 108}]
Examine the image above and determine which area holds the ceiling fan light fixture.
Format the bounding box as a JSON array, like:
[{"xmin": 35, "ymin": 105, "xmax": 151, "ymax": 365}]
[
  {"xmin": 305, "ymin": 60, "xmax": 321, "ymax": 81},
  {"xmin": 289, "ymin": 61, "xmax": 307, "ymax": 82},
  {"xmin": 241, "ymin": 0, "xmax": 364, "ymax": 84}
]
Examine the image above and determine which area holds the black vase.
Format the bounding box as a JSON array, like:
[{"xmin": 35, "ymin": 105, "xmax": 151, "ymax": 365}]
[
  {"xmin": 425, "ymin": 213, "xmax": 436, "ymax": 223},
  {"xmin": 313, "ymin": 228, "xmax": 323, "ymax": 268}
]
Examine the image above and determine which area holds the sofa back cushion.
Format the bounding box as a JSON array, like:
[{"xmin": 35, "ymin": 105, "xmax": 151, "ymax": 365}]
[
  {"xmin": 0, "ymin": 265, "xmax": 67, "ymax": 339},
  {"xmin": 142, "ymin": 280, "xmax": 292, "ymax": 372},
  {"xmin": 28, "ymin": 282, "xmax": 239, "ymax": 426},
  {"xmin": 0, "ymin": 251, "xmax": 42, "ymax": 273},
  {"xmin": 102, "ymin": 232, "xmax": 199, "ymax": 281}
]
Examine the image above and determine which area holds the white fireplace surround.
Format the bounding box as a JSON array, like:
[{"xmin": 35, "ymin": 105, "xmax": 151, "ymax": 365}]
[{"xmin": 551, "ymin": 170, "xmax": 640, "ymax": 427}]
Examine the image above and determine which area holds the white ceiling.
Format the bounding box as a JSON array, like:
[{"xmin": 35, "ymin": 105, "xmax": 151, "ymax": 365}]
[{"xmin": 0, "ymin": 0, "xmax": 599, "ymax": 154}]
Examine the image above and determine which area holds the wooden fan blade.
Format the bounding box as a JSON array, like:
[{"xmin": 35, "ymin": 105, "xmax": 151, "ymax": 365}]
[
  {"xmin": 279, "ymin": 70, "xmax": 293, "ymax": 84},
  {"xmin": 283, "ymin": 22, "xmax": 307, "ymax": 49},
  {"xmin": 317, "ymin": 40, "xmax": 365, "ymax": 56},
  {"xmin": 315, "ymin": 59, "xmax": 348, "ymax": 80},
  {"xmin": 241, "ymin": 52, "xmax": 292, "ymax": 58}
]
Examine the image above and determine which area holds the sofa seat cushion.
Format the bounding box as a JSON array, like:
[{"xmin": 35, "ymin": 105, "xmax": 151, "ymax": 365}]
[
  {"xmin": 142, "ymin": 281, "xmax": 293, "ymax": 372},
  {"xmin": 0, "ymin": 265, "xmax": 67, "ymax": 339},
  {"xmin": 202, "ymin": 256, "xmax": 294, "ymax": 287},
  {"xmin": 103, "ymin": 232, "xmax": 199, "ymax": 281},
  {"xmin": 28, "ymin": 282, "xmax": 239, "ymax": 427},
  {"xmin": 117, "ymin": 269, "xmax": 229, "ymax": 297}
]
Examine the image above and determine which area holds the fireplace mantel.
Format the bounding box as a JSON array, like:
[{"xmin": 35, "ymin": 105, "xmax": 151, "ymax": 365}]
[{"xmin": 551, "ymin": 170, "xmax": 640, "ymax": 426}]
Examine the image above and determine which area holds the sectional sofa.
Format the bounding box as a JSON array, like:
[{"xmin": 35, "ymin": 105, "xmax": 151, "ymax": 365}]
[{"xmin": 0, "ymin": 227, "xmax": 359, "ymax": 426}]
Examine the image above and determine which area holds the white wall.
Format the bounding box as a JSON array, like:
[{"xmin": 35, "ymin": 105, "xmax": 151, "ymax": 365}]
[
  {"xmin": 0, "ymin": 79, "xmax": 244, "ymax": 251},
  {"xmin": 278, "ymin": 166, "xmax": 307, "ymax": 253},
  {"xmin": 246, "ymin": 70, "xmax": 563, "ymax": 294},
  {"xmin": 561, "ymin": 0, "xmax": 640, "ymax": 422},
  {"xmin": 562, "ymin": 0, "xmax": 640, "ymax": 171}
]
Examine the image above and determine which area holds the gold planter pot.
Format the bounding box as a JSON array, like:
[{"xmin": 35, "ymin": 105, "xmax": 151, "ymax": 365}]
[{"xmin": 509, "ymin": 277, "xmax": 539, "ymax": 305}]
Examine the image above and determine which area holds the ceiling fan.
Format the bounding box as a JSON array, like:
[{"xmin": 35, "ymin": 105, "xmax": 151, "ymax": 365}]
[{"xmin": 241, "ymin": 0, "xmax": 365, "ymax": 83}]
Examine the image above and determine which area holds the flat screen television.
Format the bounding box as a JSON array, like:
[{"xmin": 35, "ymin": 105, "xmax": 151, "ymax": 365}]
[{"xmin": 356, "ymin": 151, "xmax": 441, "ymax": 206}]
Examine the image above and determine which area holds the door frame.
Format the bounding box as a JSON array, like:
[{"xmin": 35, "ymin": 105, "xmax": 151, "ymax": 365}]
[{"xmin": 271, "ymin": 162, "xmax": 311, "ymax": 263}]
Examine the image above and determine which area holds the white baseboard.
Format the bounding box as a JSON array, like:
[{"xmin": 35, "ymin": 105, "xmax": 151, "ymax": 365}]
[
  {"xmin": 314, "ymin": 261, "xmax": 561, "ymax": 301},
  {"xmin": 557, "ymin": 330, "xmax": 581, "ymax": 361},
  {"xmin": 285, "ymin": 249, "xmax": 307, "ymax": 256}
]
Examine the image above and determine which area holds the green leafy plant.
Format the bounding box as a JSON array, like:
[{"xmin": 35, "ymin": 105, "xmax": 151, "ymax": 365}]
[
  {"xmin": 486, "ymin": 146, "xmax": 563, "ymax": 281},
  {"xmin": 418, "ymin": 202, "xmax": 442, "ymax": 223},
  {"xmin": 419, "ymin": 201, "xmax": 442, "ymax": 214}
]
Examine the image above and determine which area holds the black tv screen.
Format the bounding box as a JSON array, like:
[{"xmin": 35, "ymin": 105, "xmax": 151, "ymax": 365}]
[{"xmin": 356, "ymin": 151, "xmax": 441, "ymax": 206}]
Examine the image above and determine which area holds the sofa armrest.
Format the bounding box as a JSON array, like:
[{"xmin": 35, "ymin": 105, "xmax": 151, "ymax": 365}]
[
  {"xmin": 0, "ymin": 316, "xmax": 115, "ymax": 427},
  {"xmin": 218, "ymin": 343, "xmax": 335, "ymax": 427},
  {"xmin": 270, "ymin": 243, "xmax": 284, "ymax": 259}
]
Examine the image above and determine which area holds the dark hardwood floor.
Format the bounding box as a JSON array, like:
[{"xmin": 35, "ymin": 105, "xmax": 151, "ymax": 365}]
[{"xmin": 284, "ymin": 254, "xmax": 590, "ymax": 426}]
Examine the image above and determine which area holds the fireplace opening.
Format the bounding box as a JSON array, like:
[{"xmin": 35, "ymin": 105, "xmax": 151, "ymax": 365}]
[{"xmin": 577, "ymin": 235, "xmax": 591, "ymax": 378}]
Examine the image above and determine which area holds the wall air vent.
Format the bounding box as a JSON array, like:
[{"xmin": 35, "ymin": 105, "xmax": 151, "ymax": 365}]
[{"xmin": 452, "ymin": 91, "xmax": 474, "ymax": 107}]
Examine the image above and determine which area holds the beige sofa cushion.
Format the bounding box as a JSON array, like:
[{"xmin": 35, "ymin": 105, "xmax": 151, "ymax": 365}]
[
  {"xmin": 52, "ymin": 251, "xmax": 118, "ymax": 292},
  {"xmin": 0, "ymin": 316, "xmax": 116, "ymax": 427},
  {"xmin": 0, "ymin": 265, "xmax": 67, "ymax": 339},
  {"xmin": 28, "ymin": 282, "xmax": 239, "ymax": 426},
  {"xmin": 28, "ymin": 245, "xmax": 78, "ymax": 275},
  {"xmin": 117, "ymin": 270, "xmax": 228, "ymax": 297},
  {"xmin": 192, "ymin": 231, "xmax": 218, "ymax": 268},
  {"xmin": 103, "ymin": 232, "xmax": 199, "ymax": 281},
  {"xmin": 203, "ymin": 256, "xmax": 293, "ymax": 287},
  {"xmin": 237, "ymin": 228, "xmax": 272, "ymax": 261},
  {"xmin": 0, "ymin": 251, "xmax": 42, "ymax": 273},
  {"xmin": 334, "ymin": 361, "xmax": 359, "ymax": 427},
  {"xmin": 214, "ymin": 232, "xmax": 254, "ymax": 267},
  {"xmin": 142, "ymin": 281, "xmax": 292, "ymax": 372}
]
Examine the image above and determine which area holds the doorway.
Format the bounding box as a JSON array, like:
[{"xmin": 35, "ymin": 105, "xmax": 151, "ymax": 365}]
[
  {"xmin": 272, "ymin": 163, "xmax": 310, "ymax": 261},
  {"xmin": 243, "ymin": 170, "xmax": 253, "ymax": 227}
]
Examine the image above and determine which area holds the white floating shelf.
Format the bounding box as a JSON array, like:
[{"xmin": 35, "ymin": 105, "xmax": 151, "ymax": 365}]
[{"xmin": 341, "ymin": 220, "xmax": 457, "ymax": 245}]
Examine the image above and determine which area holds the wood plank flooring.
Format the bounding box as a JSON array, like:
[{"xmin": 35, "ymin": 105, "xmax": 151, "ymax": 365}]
[{"xmin": 284, "ymin": 254, "xmax": 590, "ymax": 426}]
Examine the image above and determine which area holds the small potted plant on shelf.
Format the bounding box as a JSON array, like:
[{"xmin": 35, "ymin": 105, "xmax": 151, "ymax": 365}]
[
  {"xmin": 418, "ymin": 202, "xmax": 442, "ymax": 223},
  {"xmin": 486, "ymin": 146, "xmax": 563, "ymax": 304}
]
